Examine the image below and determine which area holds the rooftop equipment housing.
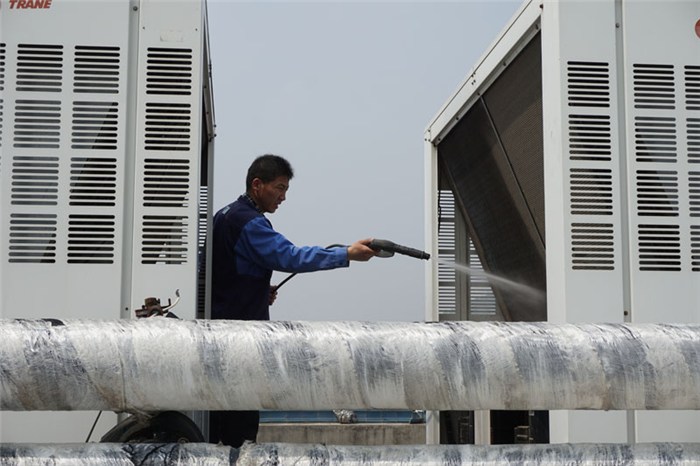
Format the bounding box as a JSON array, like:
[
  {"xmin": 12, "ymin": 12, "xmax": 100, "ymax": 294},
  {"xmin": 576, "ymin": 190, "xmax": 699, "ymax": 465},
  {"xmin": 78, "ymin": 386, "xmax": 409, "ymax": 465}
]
[
  {"xmin": 425, "ymin": 0, "xmax": 700, "ymax": 444},
  {"xmin": 0, "ymin": 0, "xmax": 215, "ymax": 442}
]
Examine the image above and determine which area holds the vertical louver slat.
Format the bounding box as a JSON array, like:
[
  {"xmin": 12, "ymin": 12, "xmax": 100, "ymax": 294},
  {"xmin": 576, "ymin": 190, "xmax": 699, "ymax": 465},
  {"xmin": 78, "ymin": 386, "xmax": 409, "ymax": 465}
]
[
  {"xmin": 633, "ymin": 64, "xmax": 675, "ymax": 110},
  {"xmin": 567, "ymin": 61, "xmax": 610, "ymax": 108},
  {"xmin": 691, "ymin": 226, "xmax": 700, "ymax": 272},
  {"xmin": 689, "ymin": 172, "xmax": 700, "ymax": 218},
  {"xmin": 0, "ymin": 44, "xmax": 5, "ymax": 168},
  {"xmin": 73, "ymin": 45, "xmax": 120, "ymax": 94},
  {"xmin": 16, "ymin": 44, "xmax": 63, "ymax": 93}
]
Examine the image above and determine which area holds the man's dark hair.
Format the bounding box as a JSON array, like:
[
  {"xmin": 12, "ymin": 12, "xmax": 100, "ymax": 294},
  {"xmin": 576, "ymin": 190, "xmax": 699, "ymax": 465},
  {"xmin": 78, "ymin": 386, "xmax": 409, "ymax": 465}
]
[{"xmin": 246, "ymin": 154, "xmax": 294, "ymax": 191}]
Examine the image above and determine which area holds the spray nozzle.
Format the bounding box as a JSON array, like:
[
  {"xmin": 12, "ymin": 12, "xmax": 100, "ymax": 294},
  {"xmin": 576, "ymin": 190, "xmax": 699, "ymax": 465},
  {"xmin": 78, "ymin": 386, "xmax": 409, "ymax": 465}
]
[{"xmin": 368, "ymin": 239, "xmax": 431, "ymax": 260}]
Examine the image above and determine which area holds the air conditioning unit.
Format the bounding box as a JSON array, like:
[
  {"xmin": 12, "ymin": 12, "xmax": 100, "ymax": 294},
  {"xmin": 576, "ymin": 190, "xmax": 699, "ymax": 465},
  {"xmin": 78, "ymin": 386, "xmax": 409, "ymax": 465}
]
[
  {"xmin": 425, "ymin": 0, "xmax": 700, "ymax": 443},
  {"xmin": 0, "ymin": 0, "xmax": 215, "ymax": 442}
]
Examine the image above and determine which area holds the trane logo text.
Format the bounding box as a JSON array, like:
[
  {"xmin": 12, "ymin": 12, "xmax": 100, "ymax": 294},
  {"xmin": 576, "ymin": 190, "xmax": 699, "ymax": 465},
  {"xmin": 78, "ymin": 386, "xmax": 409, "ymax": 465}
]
[{"xmin": 8, "ymin": 0, "xmax": 52, "ymax": 9}]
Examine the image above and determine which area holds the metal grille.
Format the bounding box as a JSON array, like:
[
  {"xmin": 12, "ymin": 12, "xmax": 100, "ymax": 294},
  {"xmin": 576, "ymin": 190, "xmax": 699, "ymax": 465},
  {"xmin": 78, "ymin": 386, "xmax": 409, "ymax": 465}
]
[
  {"xmin": 140, "ymin": 215, "xmax": 188, "ymax": 265},
  {"xmin": 633, "ymin": 64, "xmax": 675, "ymax": 110},
  {"xmin": 11, "ymin": 155, "xmax": 58, "ymax": 206},
  {"xmin": 635, "ymin": 169, "xmax": 679, "ymax": 217},
  {"xmin": 69, "ymin": 157, "xmax": 117, "ymax": 206},
  {"xmin": 146, "ymin": 48, "xmax": 192, "ymax": 95},
  {"xmin": 691, "ymin": 226, "xmax": 700, "ymax": 272},
  {"xmin": 67, "ymin": 215, "xmax": 115, "ymax": 264},
  {"xmin": 71, "ymin": 101, "xmax": 118, "ymax": 150},
  {"xmin": 690, "ymin": 172, "xmax": 700, "ymax": 218},
  {"xmin": 73, "ymin": 45, "xmax": 120, "ymax": 94},
  {"xmin": 13, "ymin": 100, "xmax": 61, "ymax": 149},
  {"xmin": 635, "ymin": 116, "xmax": 677, "ymax": 163},
  {"xmin": 143, "ymin": 158, "xmax": 190, "ymax": 207},
  {"xmin": 567, "ymin": 61, "xmax": 610, "ymax": 108},
  {"xmin": 16, "ymin": 44, "xmax": 63, "ymax": 93},
  {"xmin": 0, "ymin": 42, "xmax": 5, "ymax": 91},
  {"xmin": 568, "ymin": 114, "xmax": 612, "ymax": 161},
  {"xmin": 197, "ymin": 185, "xmax": 208, "ymax": 319},
  {"xmin": 438, "ymin": 190, "xmax": 457, "ymax": 316},
  {"xmin": 8, "ymin": 213, "xmax": 57, "ymax": 263},
  {"xmin": 686, "ymin": 65, "xmax": 700, "ymax": 110},
  {"xmin": 638, "ymin": 224, "xmax": 680, "ymax": 271},
  {"xmin": 570, "ymin": 223, "xmax": 615, "ymax": 271},
  {"xmin": 144, "ymin": 102, "xmax": 191, "ymax": 151},
  {"xmin": 569, "ymin": 168, "xmax": 613, "ymax": 216},
  {"xmin": 689, "ymin": 118, "xmax": 700, "ymax": 163}
]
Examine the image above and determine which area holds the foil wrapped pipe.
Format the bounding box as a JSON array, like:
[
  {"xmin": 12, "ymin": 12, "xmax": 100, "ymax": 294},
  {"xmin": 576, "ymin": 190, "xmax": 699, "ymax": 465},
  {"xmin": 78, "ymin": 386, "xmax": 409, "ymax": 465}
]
[
  {"xmin": 3, "ymin": 443, "xmax": 700, "ymax": 465},
  {"xmin": 2, "ymin": 319, "xmax": 700, "ymax": 412}
]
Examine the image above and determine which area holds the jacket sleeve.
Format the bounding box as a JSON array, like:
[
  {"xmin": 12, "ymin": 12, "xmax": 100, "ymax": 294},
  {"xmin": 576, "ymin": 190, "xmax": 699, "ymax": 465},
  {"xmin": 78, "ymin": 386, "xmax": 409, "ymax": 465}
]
[{"xmin": 235, "ymin": 216, "xmax": 349, "ymax": 273}]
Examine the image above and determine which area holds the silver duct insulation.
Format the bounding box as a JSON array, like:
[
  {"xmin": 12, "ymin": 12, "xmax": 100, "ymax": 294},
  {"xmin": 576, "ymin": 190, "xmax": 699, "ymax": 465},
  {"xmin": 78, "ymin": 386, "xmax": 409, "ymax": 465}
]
[
  {"xmin": 3, "ymin": 442, "xmax": 700, "ymax": 465},
  {"xmin": 2, "ymin": 319, "xmax": 700, "ymax": 411}
]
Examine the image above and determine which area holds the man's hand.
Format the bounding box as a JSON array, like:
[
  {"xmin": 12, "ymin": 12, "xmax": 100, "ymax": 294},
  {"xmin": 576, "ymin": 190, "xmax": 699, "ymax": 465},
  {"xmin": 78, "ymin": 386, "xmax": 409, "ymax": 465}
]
[
  {"xmin": 269, "ymin": 285, "xmax": 278, "ymax": 305},
  {"xmin": 347, "ymin": 238, "xmax": 377, "ymax": 262}
]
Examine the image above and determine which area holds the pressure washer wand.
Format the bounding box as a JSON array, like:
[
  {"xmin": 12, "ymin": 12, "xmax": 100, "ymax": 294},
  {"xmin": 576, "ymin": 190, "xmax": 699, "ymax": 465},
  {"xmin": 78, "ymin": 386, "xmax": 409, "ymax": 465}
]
[
  {"xmin": 368, "ymin": 239, "xmax": 431, "ymax": 260},
  {"xmin": 275, "ymin": 240, "xmax": 430, "ymax": 291}
]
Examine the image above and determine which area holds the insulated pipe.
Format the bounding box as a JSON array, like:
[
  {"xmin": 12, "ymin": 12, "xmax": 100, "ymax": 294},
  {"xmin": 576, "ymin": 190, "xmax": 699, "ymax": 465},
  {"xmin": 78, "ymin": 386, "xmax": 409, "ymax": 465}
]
[
  {"xmin": 2, "ymin": 319, "xmax": 700, "ymax": 411},
  {"xmin": 3, "ymin": 443, "xmax": 700, "ymax": 465}
]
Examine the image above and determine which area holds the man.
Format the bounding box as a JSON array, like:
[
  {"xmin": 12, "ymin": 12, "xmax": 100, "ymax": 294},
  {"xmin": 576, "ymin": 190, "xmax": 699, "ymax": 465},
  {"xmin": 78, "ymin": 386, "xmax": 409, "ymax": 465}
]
[{"xmin": 209, "ymin": 154, "xmax": 376, "ymax": 447}]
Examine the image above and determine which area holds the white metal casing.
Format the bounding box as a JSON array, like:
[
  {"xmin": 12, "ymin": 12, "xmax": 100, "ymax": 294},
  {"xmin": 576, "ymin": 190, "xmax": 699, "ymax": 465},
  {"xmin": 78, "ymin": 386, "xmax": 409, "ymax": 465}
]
[
  {"xmin": 0, "ymin": 0, "xmax": 212, "ymax": 442},
  {"xmin": 425, "ymin": 0, "xmax": 700, "ymax": 444}
]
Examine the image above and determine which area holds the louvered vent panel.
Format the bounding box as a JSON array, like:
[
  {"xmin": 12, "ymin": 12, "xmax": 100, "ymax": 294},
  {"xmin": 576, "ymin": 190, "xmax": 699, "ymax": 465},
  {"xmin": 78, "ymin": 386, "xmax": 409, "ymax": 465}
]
[
  {"xmin": 691, "ymin": 226, "xmax": 700, "ymax": 272},
  {"xmin": 16, "ymin": 44, "xmax": 63, "ymax": 92},
  {"xmin": 146, "ymin": 48, "xmax": 192, "ymax": 95},
  {"xmin": 438, "ymin": 190, "xmax": 457, "ymax": 316},
  {"xmin": 71, "ymin": 101, "xmax": 118, "ymax": 149},
  {"xmin": 636, "ymin": 170, "xmax": 679, "ymax": 217},
  {"xmin": 569, "ymin": 168, "xmax": 613, "ymax": 215},
  {"xmin": 690, "ymin": 172, "xmax": 700, "ymax": 217},
  {"xmin": 197, "ymin": 185, "xmax": 208, "ymax": 318},
  {"xmin": 635, "ymin": 117, "xmax": 677, "ymax": 163},
  {"xmin": 638, "ymin": 224, "xmax": 680, "ymax": 271},
  {"xmin": 468, "ymin": 238, "xmax": 496, "ymax": 316},
  {"xmin": 145, "ymin": 103, "xmax": 191, "ymax": 151},
  {"xmin": 690, "ymin": 119, "xmax": 700, "ymax": 163},
  {"xmin": 0, "ymin": 42, "xmax": 5, "ymax": 91},
  {"xmin": 143, "ymin": 158, "xmax": 190, "ymax": 207},
  {"xmin": 70, "ymin": 157, "xmax": 116, "ymax": 206},
  {"xmin": 633, "ymin": 64, "xmax": 675, "ymax": 110},
  {"xmin": 67, "ymin": 215, "xmax": 115, "ymax": 264},
  {"xmin": 686, "ymin": 65, "xmax": 700, "ymax": 110},
  {"xmin": 73, "ymin": 46, "xmax": 120, "ymax": 94},
  {"xmin": 570, "ymin": 223, "xmax": 614, "ymax": 270},
  {"xmin": 13, "ymin": 100, "xmax": 60, "ymax": 148},
  {"xmin": 567, "ymin": 61, "xmax": 610, "ymax": 107},
  {"xmin": 9, "ymin": 213, "xmax": 57, "ymax": 263},
  {"xmin": 141, "ymin": 215, "xmax": 188, "ymax": 265},
  {"xmin": 568, "ymin": 114, "xmax": 611, "ymax": 161},
  {"xmin": 11, "ymin": 156, "xmax": 58, "ymax": 206}
]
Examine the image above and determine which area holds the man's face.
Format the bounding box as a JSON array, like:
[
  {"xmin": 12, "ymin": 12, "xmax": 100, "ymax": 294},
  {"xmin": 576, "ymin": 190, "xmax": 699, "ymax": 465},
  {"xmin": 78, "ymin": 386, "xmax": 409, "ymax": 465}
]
[{"xmin": 251, "ymin": 175, "xmax": 289, "ymax": 213}]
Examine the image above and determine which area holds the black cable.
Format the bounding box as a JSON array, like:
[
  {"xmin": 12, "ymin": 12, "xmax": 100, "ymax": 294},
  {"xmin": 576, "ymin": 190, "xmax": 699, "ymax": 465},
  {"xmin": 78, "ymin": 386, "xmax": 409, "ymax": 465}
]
[{"xmin": 85, "ymin": 410, "xmax": 103, "ymax": 442}]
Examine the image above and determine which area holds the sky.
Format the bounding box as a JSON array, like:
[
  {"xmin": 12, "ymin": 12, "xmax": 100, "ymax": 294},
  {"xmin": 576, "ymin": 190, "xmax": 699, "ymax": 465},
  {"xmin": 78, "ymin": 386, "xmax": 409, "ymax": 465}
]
[{"xmin": 206, "ymin": 0, "xmax": 521, "ymax": 322}]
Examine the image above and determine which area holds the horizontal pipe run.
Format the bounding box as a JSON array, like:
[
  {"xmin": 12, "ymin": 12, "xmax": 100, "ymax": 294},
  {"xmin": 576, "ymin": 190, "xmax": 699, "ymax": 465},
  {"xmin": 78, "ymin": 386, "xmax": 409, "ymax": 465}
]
[
  {"xmin": 2, "ymin": 319, "xmax": 700, "ymax": 411},
  {"xmin": 3, "ymin": 443, "xmax": 700, "ymax": 465}
]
